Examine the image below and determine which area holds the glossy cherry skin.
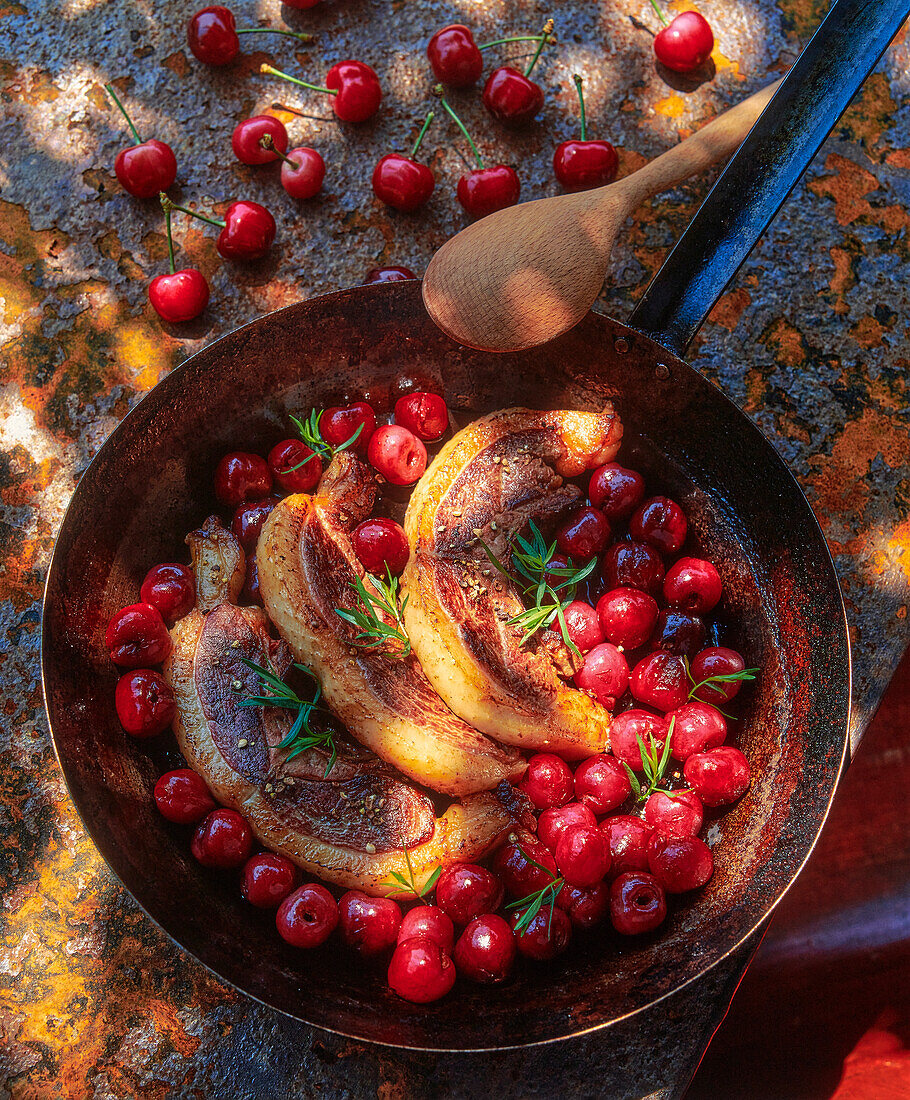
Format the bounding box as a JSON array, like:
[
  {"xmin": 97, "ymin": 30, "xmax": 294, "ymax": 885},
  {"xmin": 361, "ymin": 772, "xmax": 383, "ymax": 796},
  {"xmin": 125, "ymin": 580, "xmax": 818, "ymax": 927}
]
[
  {"xmin": 689, "ymin": 646, "xmax": 747, "ymax": 704},
  {"xmin": 388, "ymin": 936, "xmax": 456, "ymax": 1002},
  {"xmin": 231, "ymin": 496, "xmax": 281, "ymax": 553},
  {"xmin": 105, "ymin": 603, "xmax": 171, "ymax": 668},
  {"xmin": 153, "ymin": 769, "xmax": 216, "ymax": 824},
  {"xmin": 684, "ymin": 746, "xmax": 751, "ymax": 806},
  {"xmin": 664, "ymin": 556, "xmax": 722, "ymax": 614},
  {"xmin": 511, "ymin": 903, "xmax": 572, "ymax": 960},
  {"xmin": 574, "ymin": 643, "xmax": 630, "ymax": 710},
  {"xmin": 556, "ymin": 506, "xmax": 611, "ymax": 559},
  {"xmin": 668, "ymin": 701, "xmax": 727, "ymax": 760},
  {"xmin": 435, "ymin": 863, "xmax": 504, "ymax": 926},
  {"xmin": 573, "ymin": 754, "xmax": 632, "ymax": 815},
  {"xmin": 457, "ymin": 166, "xmax": 520, "ymax": 218},
  {"xmin": 428, "ymin": 24, "xmax": 483, "ymax": 87},
  {"xmin": 232, "ymin": 115, "xmax": 288, "ymax": 165},
  {"xmin": 372, "ymin": 154, "xmax": 434, "ymax": 213},
  {"xmin": 364, "ymin": 265, "xmax": 417, "ymax": 283},
  {"xmin": 654, "ymin": 11, "xmax": 715, "ymax": 74},
  {"xmin": 519, "ymin": 753, "xmax": 575, "ymax": 810},
  {"xmin": 610, "ymin": 872, "xmax": 667, "ymax": 934},
  {"xmin": 276, "ymin": 883, "xmax": 339, "ymax": 948},
  {"xmin": 326, "ymin": 60, "xmax": 382, "ymax": 123},
  {"xmin": 597, "ymin": 587, "xmax": 659, "ymax": 650},
  {"xmin": 630, "ymin": 496, "xmax": 687, "ymax": 555},
  {"xmin": 483, "ymin": 66, "xmax": 544, "ymax": 125},
  {"xmin": 280, "ymin": 147, "xmax": 325, "ymax": 199},
  {"xmin": 352, "ymin": 518, "xmax": 409, "ymax": 575},
  {"xmin": 630, "ymin": 651, "xmax": 689, "ymax": 712},
  {"xmin": 643, "ymin": 788, "xmax": 703, "ymax": 838},
  {"xmin": 115, "ymin": 669, "xmax": 175, "ymax": 737},
  {"xmin": 268, "ymin": 438, "xmax": 321, "ymax": 493},
  {"xmin": 553, "ymin": 139, "xmax": 618, "ymax": 192},
  {"xmin": 609, "ymin": 709, "xmax": 670, "ymax": 769},
  {"xmin": 115, "ymin": 140, "xmax": 177, "ymax": 199},
  {"xmin": 191, "ymin": 808, "xmax": 253, "ymax": 868},
  {"xmin": 603, "ymin": 541, "xmax": 665, "ymax": 595},
  {"xmin": 560, "ymin": 881, "xmax": 611, "ymax": 930},
  {"xmin": 214, "ymin": 451, "xmax": 272, "ymax": 508},
  {"xmin": 397, "ymin": 905, "xmax": 455, "ymax": 954},
  {"xmin": 241, "ymin": 556, "xmax": 262, "ymax": 606},
  {"xmin": 563, "ymin": 600, "xmax": 604, "ymax": 654},
  {"xmin": 589, "ymin": 463, "xmax": 645, "ymax": 518},
  {"xmin": 149, "ymin": 269, "xmax": 210, "ymax": 323},
  {"xmin": 492, "ymin": 837, "xmax": 558, "ymax": 898},
  {"xmin": 187, "ymin": 6, "xmax": 238, "ymax": 65},
  {"xmin": 140, "ymin": 563, "xmax": 195, "ymax": 622},
  {"xmin": 322, "ymin": 401, "xmax": 376, "ymax": 455},
  {"xmin": 601, "ymin": 815, "xmax": 654, "ymax": 876},
  {"xmin": 217, "ymin": 201, "xmax": 276, "ymax": 261},
  {"xmin": 338, "ymin": 891, "xmax": 402, "ymax": 955},
  {"xmin": 241, "ymin": 853, "xmax": 298, "ymax": 908},
  {"xmin": 394, "ymin": 392, "xmax": 449, "ymax": 441},
  {"xmin": 367, "ymin": 424, "xmax": 427, "ymax": 485},
  {"xmin": 651, "ymin": 609, "xmax": 706, "ymax": 658},
  {"xmin": 454, "ymin": 914, "xmax": 515, "ymax": 982},
  {"xmin": 556, "ymin": 824, "xmax": 611, "ymax": 888},
  {"xmin": 648, "ymin": 833, "xmax": 713, "ymax": 893},
  {"xmin": 538, "ymin": 802, "xmax": 597, "ymax": 853}
]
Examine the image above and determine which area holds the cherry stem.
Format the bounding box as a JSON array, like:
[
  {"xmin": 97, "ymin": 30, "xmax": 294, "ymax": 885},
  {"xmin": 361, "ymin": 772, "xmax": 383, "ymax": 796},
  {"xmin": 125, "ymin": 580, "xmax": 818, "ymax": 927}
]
[
  {"xmin": 105, "ymin": 83, "xmax": 142, "ymax": 144},
  {"xmin": 260, "ymin": 133, "xmax": 297, "ymax": 168},
  {"xmin": 433, "ymin": 87, "xmax": 483, "ymax": 169},
  {"xmin": 479, "ymin": 33, "xmax": 557, "ymax": 49},
  {"xmin": 648, "ymin": 0, "xmax": 669, "ymax": 27},
  {"xmin": 524, "ymin": 19, "xmax": 555, "ymax": 78},
  {"xmin": 573, "ymin": 74, "xmax": 588, "ymax": 141},
  {"xmin": 236, "ymin": 27, "xmax": 315, "ymax": 44},
  {"xmin": 160, "ymin": 201, "xmax": 176, "ymax": 275},
  {"xmin": 159, "ymin": 192, "xmax": 225, "ymax": 229},
  {"xmin": 260, "ymin": 63, "xmax": 336, "ymax": 96},
  {"xmin": 410, "ymin": 110, "xmax": 434, "ymax": 158}
]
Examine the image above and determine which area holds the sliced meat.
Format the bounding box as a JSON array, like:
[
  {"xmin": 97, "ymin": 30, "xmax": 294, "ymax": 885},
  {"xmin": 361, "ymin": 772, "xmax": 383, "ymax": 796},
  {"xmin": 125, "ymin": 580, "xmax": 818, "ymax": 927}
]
[{"xmin": 187, "ymin": 515, "xmax": 245, "ymax": 610}]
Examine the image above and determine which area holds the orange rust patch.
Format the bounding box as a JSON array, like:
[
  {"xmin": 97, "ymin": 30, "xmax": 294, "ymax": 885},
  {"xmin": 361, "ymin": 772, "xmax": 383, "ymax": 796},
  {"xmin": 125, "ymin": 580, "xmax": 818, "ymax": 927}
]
[
  {"xmin": 836, "ymin": 73, "xmax": 897, "ymax": 159},
  {"xmin": 850, "ymin": 315, "xmax": 884, "ymax": 349},
  {"xmin": 161, "ymin": 51, "xmax": 190, "ymax": 77},
  {"xmin": 874, "ymin": 517, "xmax": 910, "ymax": 583},
  {"xmin": 759, "ymin": 318, "xmax": 806, "ymax": 368},
  {"xmin": 654, "ymin": 94, "xmax": 685, "ymax": 119},
  {"xmin": 809, "ymin": 153, "xmax": 910, "ymax": 234},
  {"xmin": 709, "ymin": 287, "xmax": 751, "ymax": 331},
  {"xmin": 828, "ymin": 246, "xmax": 855, "ymax": 314},
  {"xmin": 885, "ymin": 148, "xmax": 910, "ymax": 171}
]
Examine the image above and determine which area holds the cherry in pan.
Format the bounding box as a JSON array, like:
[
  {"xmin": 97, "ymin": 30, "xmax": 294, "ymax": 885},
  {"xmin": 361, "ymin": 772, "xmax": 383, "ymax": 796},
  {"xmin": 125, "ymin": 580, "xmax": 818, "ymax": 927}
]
[
  {"xmin": 554, "ymin": 75, "xmax": 618, "ymax": 191},
  {"xmin": 262, "ymin": 61, "xmax": 382, "ymax": 123},
  {"xmin": 187, "ymin": 6, "xmax": 313, "ymax": 67},
  {"xmin": 434, "ymin": 89, "xmax": 520, "ymax": 218},
  {"xmin": 106, "ymin": 83, "xmax": 176, "ymax": 199}
]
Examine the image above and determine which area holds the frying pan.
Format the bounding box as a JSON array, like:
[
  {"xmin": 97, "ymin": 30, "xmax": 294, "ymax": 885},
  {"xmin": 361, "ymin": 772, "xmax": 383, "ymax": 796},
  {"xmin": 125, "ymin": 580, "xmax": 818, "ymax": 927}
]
[{"xmin": 41, "ymin": 0, "xmax": 903, "ymax": 1053}]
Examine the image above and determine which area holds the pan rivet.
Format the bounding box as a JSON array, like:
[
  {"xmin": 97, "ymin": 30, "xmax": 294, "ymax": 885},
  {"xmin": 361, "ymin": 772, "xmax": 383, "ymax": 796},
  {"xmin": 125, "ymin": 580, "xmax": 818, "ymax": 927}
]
[
  {"xmin": 614, "ymin": 337, "xmax": 629, "ymax": 354},
  {"xmin": 655, "ymin": 363, "xmax": 670, "ymax": 380}
]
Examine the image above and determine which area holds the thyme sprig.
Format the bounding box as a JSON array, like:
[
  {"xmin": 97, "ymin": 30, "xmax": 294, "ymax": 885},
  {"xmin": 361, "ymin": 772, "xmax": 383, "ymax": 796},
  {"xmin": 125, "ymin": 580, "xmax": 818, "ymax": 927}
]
[
  {"xmin": 621, "ymin": 718, "xmax": 680, "ymax": 803},
  {"xmin": 335, "ymin": 566, "xmax": 411, "ymax": 659},
  {"xmin": 684, "ymin": 657, "xmax": 758, "ymax": 705},
  {"xmin": 284, "ymin": 409, "xmax": 364, "ymax": 473},
  {"xmin": 378, "ymin": 848, "xmax": 442, "ymax": 898},
  {"xmin": 239, "ymin": 658, "xmax": 340, "ymax": 777},
  {"xmin": 505, "ymin": 845, "xmax": 564, "ymax": 934}
]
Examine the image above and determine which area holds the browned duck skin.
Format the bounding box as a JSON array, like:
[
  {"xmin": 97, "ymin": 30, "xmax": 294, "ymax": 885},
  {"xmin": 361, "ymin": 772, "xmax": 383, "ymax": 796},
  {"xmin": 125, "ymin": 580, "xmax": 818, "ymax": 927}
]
[
  {"xmin": 256, "ymin": 454, "xmax": 525, "ymax": 797},
  {"xmin": 402, "ymin": 408, "xmax": 623, "ymax": 759}
]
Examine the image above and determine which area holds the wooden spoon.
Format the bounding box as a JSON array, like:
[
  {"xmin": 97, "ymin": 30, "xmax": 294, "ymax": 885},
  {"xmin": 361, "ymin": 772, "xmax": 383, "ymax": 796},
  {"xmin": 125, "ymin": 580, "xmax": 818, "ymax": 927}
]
[{"xmin": 422, "ymin": 80, "xmax": 781, "ymax": 352}]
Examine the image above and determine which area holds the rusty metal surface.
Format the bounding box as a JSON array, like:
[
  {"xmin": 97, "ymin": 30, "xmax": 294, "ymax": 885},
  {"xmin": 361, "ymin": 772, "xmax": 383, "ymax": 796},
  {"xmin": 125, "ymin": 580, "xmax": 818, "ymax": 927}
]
[{"xmin": 1, "ymin": 0, "xmax": 909, "ymax": 1094}]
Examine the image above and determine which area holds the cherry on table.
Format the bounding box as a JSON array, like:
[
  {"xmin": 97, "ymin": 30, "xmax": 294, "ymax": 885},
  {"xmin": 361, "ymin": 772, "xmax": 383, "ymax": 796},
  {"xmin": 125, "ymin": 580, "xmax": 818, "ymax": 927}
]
[
  {"xmin": 608, "ymin": 709, "xmax": 669, "ymax": 769},
  {"xmin": 397, "ymin": 905, "xmax": 455, "ymax": 954},
  {"xmin": 648, "ymin": 833, "xmax": 714, "ymax": 893},
  {"xmin": 651, "ymin": 609, "xmax": 706, "ymax": 658},
  {"xmin": 630, "ymin": 496, "xmax": 687, "ymax": 555},
  {"xmin": 149, "ymin": 194, "xmax": 209, "ymax": 323},
  {"xmin": 232, "ymin": 115, "xmax": 288, "ymax": 165},
  {"xmin": 105, "ymin": 83, "xmax": 177, "ymax": 199},
  {"xmin": 352, "ymin": 518, "xmax": 409, "ymax": 576},
  {"xmin": 231, "ymin": 496, "xmax": 281, "ymax": 552},
  {"xmin": 268, "ymin": 438, "xmax": 321, "ymax": 493},
  {"xmin": 482, "ymin": 19, "xmax": 554, "ymax": 126},
  {"xmin": 276, "ymin": 145, "xmax": 326, "ymax": 199},
  {"xmin": 191, "ymin": 808, "xmax": 253, "ymax": 868},
  {"xmin": 214, "ymin": 451, "xmax": 273, "ymax": 508},
  {"xmin": 153, "ymin": 769, "xmax": 216, "ymax": 824},
  {"xmin": 140, "ymin": 563, "xmax": 195, "ymax": 622},
  {"xmin": 556, "ymin": 505, "xmax": 611, "ymax": 559},
  {"xmin": 373, "ymin": 110, "xmax": 435, "ymax": 213},
  {"xmin": 115, "ymin": 669, "xmax": 175, "ymax": 737},
  {"xmin": 187, "ymin": 6, "xmax": 314, "ymax": 67},
  {"xmin": 574, "ymin": 642, "xmax": 630, "ymax": 710},
  {"xmin": 519, "ymin": 752, "xmax": 575, "ymax": 810},
  {"xmin": 609, "ymin": 871, "xmax": 667, "ymax": 934},
  {"xmin": 573, "ymin": 753, "xmax": 632, "ymax": 815},
  {"xmin": 262, "ymin": 60, "xmax": 382, "ymax": 123},
  {"xmin": 394, "ymin": 390, "xmax": 449, "ymax": 441},
  {"xmin": 511, "ymin": 903, "xmax": 572, "ymax": 960},
  {"xmin": 538, "ymin": 801, "xmax": 597, "ymax": 853},
  {"xmin": 563, "ymin": 600, "xmax": 604, "ymax": 654},
  {"xmin": 338, "ymin": 891, "xmax": 402, "ymax": 955},
  {"xmin": 388, "ymin": 936, "xmax": 456, "ymax": 1002},
  {"xmin": 367, "ymin": 424, "xmax": 427, "ymax": 485},
  {"xmin": 322, "ymin": 402, "xmax": 376, "ymax": 454},
  {"xmin": 653, "ymin": 9, "xmax": 715, "ymax": 74},
  {"xmin": 428, "ymin": 24, "xmax": 484, "ymax": 86},
  {"xmin": 597, "ymin": 587, "xmax": 658, "ymax": 650},
  {"xmin": 684, "ymin": 746, "xmax": 751, "ymax": 806},
  {"xmin": 241, "ymin": 853, "xmax": 298, "ymax": 907},
  {"xmin": 602, "ymin": 540, "xmax": 665, "ymax": 595},
  {"xmin": 643, "ymin": 788, "xmax": 703, "ymax": 838},
  {"xmin": 454, "ymin": 914, "xmax": 515, "ymax": 983},
  {"xmin": 589, "ymin": 462, "xmax": 645, "ymax": 518},
  {"xmin": 276, "ymin": 883, "xmax": 339, "ymax": 947},
  {"xmin": 601, "ymin": 814, "xmax": 654, "ymax": 876},
  {"xmin": 165, "ymin": 194, "xmax": 276, "ymax": 261},
  {"xmin": 106, "ymin": 602, "xmax": 171, "ymax": 668},
  {"xmin": 667, "ymin": 700, "xmax": 727, "ymax": 759},
  {"xmin": 364, "ymin": 265, "xmax": 417, "ymax": 283},
  {"xmin": 554, "ymin": 75, "xmax": 618, "ymax": 192},
  {"xmin": 630, "ymin": 650, "xmax": 689, "ymax": 712}
]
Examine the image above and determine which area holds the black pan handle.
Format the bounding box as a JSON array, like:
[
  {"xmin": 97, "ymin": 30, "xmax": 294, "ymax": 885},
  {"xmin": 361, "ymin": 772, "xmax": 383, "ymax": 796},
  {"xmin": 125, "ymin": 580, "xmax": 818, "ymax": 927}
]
[{"xmin": 628, "ymin": 0, "xmax": 910, "ymax": 357}]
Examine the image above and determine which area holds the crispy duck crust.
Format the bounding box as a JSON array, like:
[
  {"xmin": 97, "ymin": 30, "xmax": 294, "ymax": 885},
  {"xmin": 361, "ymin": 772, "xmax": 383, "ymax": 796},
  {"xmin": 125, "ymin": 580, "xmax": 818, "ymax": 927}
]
[
  {"xmin": 256, "ymin": 455, "xmax": 525, "ymax": 796},
  {"xmin": 402, "ymin": 407, "xmax": 623, "ymax": 758}
]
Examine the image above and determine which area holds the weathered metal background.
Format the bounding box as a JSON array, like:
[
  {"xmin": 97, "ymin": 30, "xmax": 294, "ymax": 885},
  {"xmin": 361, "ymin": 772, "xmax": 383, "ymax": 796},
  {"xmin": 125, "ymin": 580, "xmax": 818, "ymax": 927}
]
[{"xmin": 1, "ymin": 0, "xmax": 909, "ymax": 1095}]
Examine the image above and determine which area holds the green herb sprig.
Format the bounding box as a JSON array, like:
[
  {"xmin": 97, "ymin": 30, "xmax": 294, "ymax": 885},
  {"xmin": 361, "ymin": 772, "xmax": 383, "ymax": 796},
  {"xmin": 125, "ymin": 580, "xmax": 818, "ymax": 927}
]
[
  {"xmin": 621, "ymin": 718, "xmax": 680, "ymax": 804},
  {"xmin": 378, "ymin": 848, "xmax": 442, "ymax": 898},
  {"xmin": 335, "ymin": 566, "xmax": 411, "ymax": 659},
  {"xmin": 684, "ymin": 657, "xmax": 758, "ymax": 711},
  {"xmin": 505, "ymin": 845, "xmax": 564, "ymax": 934},
  {"xmin": 282, "ymin": 409, "xmax": 364, "ymax": 474}
]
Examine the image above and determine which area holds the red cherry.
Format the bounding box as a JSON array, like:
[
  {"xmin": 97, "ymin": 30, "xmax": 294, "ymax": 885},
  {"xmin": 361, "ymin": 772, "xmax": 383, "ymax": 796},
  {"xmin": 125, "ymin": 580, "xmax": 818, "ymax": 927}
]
[
  {"xmin": 556, "ymin": 505, "xmax": 611, "ymax": 559},
  {"xmin": 428, "ymin": 24, "xmax": 484, "ymax": 87},
  {"xmin": 574, "ymin": 643, "xmax": 630, "ymax": 709},
  {"xmin": 602, "ymin": 541, "xmax": 665, "ymax": 594},
  {"xmin": 321, "ymin": 402, "xmax": 376, "ymax": 455},
  {"xmin": 153, "ymin": 769, "xmax": 216, "ymax": 824},
  {"xmin": 684, "ymin": 746, "xmax": 751, "ymax": 806},
  {"xmin": 216, "ymin": 200, "xmax": 276, "ymax": 261},
  {"xmin": 280, "ymin": 146, "xmax": 325, "ymax": 199},
  {"xmin": 105, "ymin": 603, "xmax": 171, "ymax": 668},
  {"xmin": 372, "ymin": 154, "xmax": 434, "ymax": 213},
  {"xmin": 648, "ymin": 833, "xmax": 714, "ymax": 893},
  {"xmin": 609, "ymin": 872, "xmax": 667, "ymax": 934},
  {"xmin": 367, "ymin": 424, "xmax": 427, "ymax": 485},
  {"xmin": 560, "ymin": 881, "xmax": 610, "ymax": 929},
  {"xmin": 573, "ymin": 754, "xmax": 631, "ymax": 815},
  {"xmin": 191, "ymin": 808, "xmax": 253, "ymax": 868},
  {"xmin": 630, "ymin": 651, "xmax": 689, "ymax": 712},
  {"xmin": 231, "ymin": 496, "xmax": 281, "ymax": 552},
  {"xmin": 491, "ymin": 837, "xmax": 558, "ymax": 898},
  {"xmin": 232, "ymin": 115, "xmax": 288, "ymax": 166},
  {"xmin": 608, "ymin": 709, "xmax": 669, "ymax": 769},
  {"xmin": 394, "ymin": 392, "xmax": 449, "ymax": 441},
  {"xmin": 519, "ymin": 753, "xmax": 575, "ymax": 810},
  {"xmin": 352, "ymin": 518, "xmax": 409, "ymax": 576},
  {"xmin": 338, "ymin": 891, "xmax": 402, "ymax": 955},
  {"xmin": 643, "ymin": 788, "xmax": 703, "ymax": 838},
  {"xmin": 397, "ymin": 905, "xmax": 455, "ymax": 954},
  {"xmin": 268, "ymin": 439, "xmax": 321, "ymax": 493},
  {"xmin": 667, "ymin": 701, "xmax": 727, "ymax": 759},
  {"xmin": 276, "ymin": 883, "xmax": 339, "ymax": 947},
  {"xmin": 538, "ymin": 802, "xmax": 597, "ymax": 852},
  {"xmin": 630, "ymin": 496, "xmax": 687, "ymax": 555},
  {"xmin": 457, "ymin": 165, "xmax": 521, "ymax": 218},
  {"xmin": 689, "ymin": 646, "xmax": 747, "ymax": 704},
  {"xmin": 241, "ymin": 556, "xmax": 262, "ymax": 607},
  {"xmin": 388, "ymin": 936, "xmax": 456, "ymax": 1002},
  {"xmin": 187, "ymin": 6, "xmax": 239, "ymax": 65},
  {"xmin": 601, "ymin": 814, "xmax": 654, "ymax": 876},
  {"xmin": 563, "ymin": 600, "xmax": 604, "ymax": 654},
  {"xmin": 115, "ymin": 669, "xmax": 175, "ymax": 737},
  {"xmin": 148, "ymin": 268, "xmax": 209, "ymax": 323},
  {"xmin": 140, "ymin": 564, "xmax": 195, "ymax": 622},
  {"xmin": 653, "ymin": 11, "xmax": 714, "ymax": 74},
  {"xmin": 483, "ymin": 66, "xmax": 544, "ymax": 125},
  {"xmin": 364, "ymin": 265, "xmax": 417, "ymax": 283},
  {"xmin": 589, "ymin": 463, "xmax": 646, "ymax": 518},
  {"xmin": 435, "ymin": 863, "xmax": 504, "ymax": 926},
  {"xmin": 241, "ymin": 853, "xmax": 298, "ymax": 907},
  {"xmin": 651, "ymin": 609, "xmax": 706, "ymax": 657},
  {"xmin": 214, "ymin": 451, "xmax": 272, "ymax": 508},
  {"xmin": 454, "ymin": 914, "xmax": 515, "ymax": 983},
  {"xmin": 597, "ymin": 587, "xmax": 659, "ymax": 650},
  {"xmin": 663, "ymin": 557, "xmax": 722, "ymax": 614},
  {"xmin": 115, "ymin": 139, "xmax": 177, "ymax": 199},
  {"xmin": 326, "ymin": 60, "xmax": 382, "ymax": 123},
  {"xmin": 511, "ymin": 904, "xmax": 572, "ymax": 960},
  {"xmin": 555, "ymin": 824, "xmax": 611, "ymax": 888},
  {"xmin": 554, "ymin": 139, "xmax": 618, "ymax": 192}
]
